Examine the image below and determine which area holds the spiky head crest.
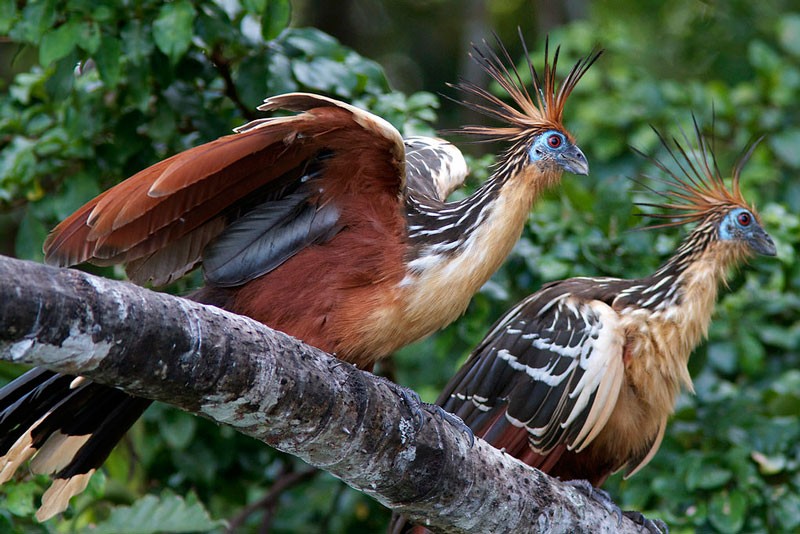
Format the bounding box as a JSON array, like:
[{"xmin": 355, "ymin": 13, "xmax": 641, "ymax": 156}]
[
  {"xmin": 634, "ymin": 115, "xmax": 760, "ymax": 230},
  {"xmin": 452, "ymin": 31, "xmax": 602, "ymax": 143}
]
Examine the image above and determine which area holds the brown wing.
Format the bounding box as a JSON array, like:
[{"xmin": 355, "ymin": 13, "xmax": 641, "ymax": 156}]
[
  {"xmin": 44, "ymin": 93, "xmax": 406, "ymax": 286},
  {"xmin": 439, "ymin": 281, "xmax": 626, "ymax": 470}
]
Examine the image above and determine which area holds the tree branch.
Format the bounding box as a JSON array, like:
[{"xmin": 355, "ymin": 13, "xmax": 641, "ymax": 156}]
[{"xmin": 0, "ymin": 255, "xmax": 645, "ymax": 533}]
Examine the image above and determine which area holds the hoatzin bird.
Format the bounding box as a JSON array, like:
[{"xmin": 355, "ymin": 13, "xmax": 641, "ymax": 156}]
[
  {"xmin": 0, "ymin": 39, "xmax": 600, "ymax": 520},
  {"xmin": 389, "ymin": 119, "xmax": 776, "ymax": 533}
]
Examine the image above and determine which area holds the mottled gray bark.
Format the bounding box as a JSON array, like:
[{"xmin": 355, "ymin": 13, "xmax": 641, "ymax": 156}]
[{"xmin": 0, "ymin": 255, "xmax": 646, "ymax": 533}]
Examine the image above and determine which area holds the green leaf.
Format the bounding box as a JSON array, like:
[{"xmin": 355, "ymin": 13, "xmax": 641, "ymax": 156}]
[
  {"xmin": 770, "ymin": 369, "xmax": 800, "ymax": 396},
  {"xmin": 407, "ymin": 91, "xmax": 439, "ymax": 110},
  {"xmin": 243, "ymin": 0, "xmax": 266, "ymax": 12},
  {"xmin": 779, "ymin": 14, "xmax": 800, "ymax": 57},
  {"xmin": 708, "ymin": 490, "xmax": 747, "ymax": 533},
  {"xmin": 770, "ymin": 128, "xmax": 800, "ymax": 168},
  {"xmin": 46, "ymin": 172, "xmax": 101, "ymax": 221},
  {"xmin": 39, "ymin": 20, "xmax": 81, "ymax": 66},
  {"xmin": 194, "ymin": 3, "xmax": 233, "ymax": 48},
  {"xmin": 262, "ymin": 0, "xmax": 291, "ymax": 40},
  {"xmin": 15, "ymin": 208, "xmax": 47, "ymax": 261},
  {"xmin": 158, "ymin": 412, "xmax": 197, "ymax": 450},
  {"xmin": 0, "ymin": 137, "xmax": 36, "ymax": 201},
  {"xmin": 95, "ymin": 35, "xmax": 122, "ymax": 87},
  {"xmin": 0, "ymin": 0, "xmax": 18, "ymax": 34},
  {"xmin": 153, "ymin": 1, "xmax": 195, "ymax": 64},
  {"xmin": 284, "ymin": 27, "xmax": 341, "ymax": 57},
  {"xmin": 89, "ymin": 491, "xmax": 224, "ymax": 533},
  {"xmin": 265, "ymin": 52, "xmax": 298, "ymax": 95},
  {"xmin": 774, "ymin": 491, "xmax": 800, "ymax": 530},
  {"xmin": 344, "ymin": 51, "xmax": 389, "ymax": 93},
  {"xmin": 121, "ymin": 19, "xmax": 155, "ymax": 62},
  {"xmin": 91, "ymin": 4, "xmax": 114, "ymax": 23},
  {"xmin": 44, "ymin": 48, "xmax": 77, "ymax": 100},
  {"xmin": 736, "ymin": 330, "xmax": 766, "ymax": 375},
  {"xmin": 11, "ymin": 0, "xmax": 55, "ymax": 42},
  {"xmin": 292, "ymin": 57, "xmax": 355, "ymax": 96},
  {"xmin": 236, "ymin": 55, "xmax": 271, "ymax": 109},
  {"xmin": 707, "ymin": 341, "xmax": 737, "ymax": 375},
  {"xmin": 0, "ymin": 480, "xmax": 40, "ymax": 516},
  {"xmin": 685, "ymin": 463, "xmax": 732, "ymax": 490},
  {"xmin": 78, "ymin": 20, "xmax": 102, "ymax": 54}
]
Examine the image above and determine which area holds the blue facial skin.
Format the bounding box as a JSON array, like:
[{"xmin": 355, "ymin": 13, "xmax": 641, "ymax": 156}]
[
  {"xmin": 528, "ymin": 130, "xmax": 589, "ymax": 176},
  {"xmin": 719, "ymin": 207, "xmax": 777, "ymax": 256}
]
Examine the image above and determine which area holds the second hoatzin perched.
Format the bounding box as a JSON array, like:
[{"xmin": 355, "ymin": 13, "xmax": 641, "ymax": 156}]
[
  {"xmin": 389, "ymin": 118, "xmax": 776, "ymax": 533},
  {"xmin": 0, "ymin": 38, "xmax": 600, "ymax": 519}
]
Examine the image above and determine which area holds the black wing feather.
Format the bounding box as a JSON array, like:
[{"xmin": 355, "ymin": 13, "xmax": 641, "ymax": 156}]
[{"xmin": 202, "ymin": 190, "xmax": 341, "ymax": 287}]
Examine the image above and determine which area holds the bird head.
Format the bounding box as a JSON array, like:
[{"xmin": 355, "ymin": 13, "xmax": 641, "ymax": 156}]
[
  {"xmin": 634, "ymin": 115, "xmax": 777, "ymax": 259},
  {"xmin": 528, "ymin": 130, "xmax": 589, "ymax": 176},
  {"xmin": 717, "ymin": 207, "xmax": 776, "ymax": 256},
  {"xmin": 449, "ymin": 33, "xmax": 601, "ymax": 179}
]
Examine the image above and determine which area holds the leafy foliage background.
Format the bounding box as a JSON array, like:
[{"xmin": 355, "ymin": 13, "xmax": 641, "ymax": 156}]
[{"xmin": 0, "ymin": 1, "xmax": 798, "ymax": 532}]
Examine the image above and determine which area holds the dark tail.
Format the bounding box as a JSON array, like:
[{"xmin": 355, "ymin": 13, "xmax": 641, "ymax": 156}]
[{"xmin": 0, "ymin": 368, "xmax": 151, "ymax": 520}]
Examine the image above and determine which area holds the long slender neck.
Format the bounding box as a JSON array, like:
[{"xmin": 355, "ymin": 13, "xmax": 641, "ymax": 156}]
[
  {"xmin": 404, "ymin": 150, "xmax": 559, "ymax": 275},
  {"xmin": 618, "ymin": 220, "xmax": 726, "ymax": 311},
  {"xmin": 395, "ymin": 158, "xmax": 562, "ymax": 335},
  {"xmin": 617, "ymin": 219, "xmax": 746, "ymax": 371},
  {"xmin": 404, "ymin": 172, "xmax": 505, "ymax": 257}
]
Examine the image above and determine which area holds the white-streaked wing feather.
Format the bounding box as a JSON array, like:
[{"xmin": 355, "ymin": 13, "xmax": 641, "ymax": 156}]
[
  {"xmin": 404, "ymin": 136, "xmax": 468, "ymax": 202},
  {"xmin": 443, "ymin": 287, "xmax": 626, "ymax": 455}
]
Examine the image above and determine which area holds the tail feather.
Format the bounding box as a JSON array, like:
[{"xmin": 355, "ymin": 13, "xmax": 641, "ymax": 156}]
[
  {"xmin": 0, "ymin": 367, "xmax": 52, "ymax": 405},
  {"xmin": 56, "ymin": 394, "xmax": 151, "ymax": 479},
  {"xmin": 0, "ymin": 368, "xmax": 151, "ymax": 520},
  {"xmin": 30, "ymin": 432, "xmax": 92, "ymax": 476},
  {"xmin": 37, "ymin": 472, "xmax": 95, "ymax": 522},
  {"xmin": 0, "ymin": 371, "xmax": 80, "ymax": 484},
  {"xmin": 0, "ymin": 419, "xmax": 41, "ymax": 484},
  {"xmin": 0, "ymin": 371, "xmax": 73, "ymax": 452}
]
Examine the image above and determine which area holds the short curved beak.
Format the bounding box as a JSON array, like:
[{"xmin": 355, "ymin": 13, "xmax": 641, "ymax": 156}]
[
  {"xmin": 748, "ymin": 227, "xmax": 777, "ymax": 256},
  {"xmin": 558, "ymin": 144, "xmax": 589, "ymax": 176}
]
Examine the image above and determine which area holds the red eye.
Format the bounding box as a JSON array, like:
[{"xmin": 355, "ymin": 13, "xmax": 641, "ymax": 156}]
[
  {"xmin": 547, "ymin": 134, "xmax": 562, "ymax": 148},
  {"xmin": 737, "ymin": 212, "xmax": 752, "ymax": 226}
]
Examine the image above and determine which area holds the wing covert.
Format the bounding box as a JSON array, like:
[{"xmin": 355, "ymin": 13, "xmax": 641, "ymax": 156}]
[
  {"xmin": 403, "ymin": 136, "xmax": 468, "ymax": 202},
  {"xmin": 43, "ymin": 94, "xmax": 406, "ymax": 287},
  {"xmin": 442, "ymin": 285, "xmax": 626, "ymax": 456}
]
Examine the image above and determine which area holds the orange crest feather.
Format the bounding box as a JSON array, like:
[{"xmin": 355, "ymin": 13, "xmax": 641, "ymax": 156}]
[
  {"xmin": 451, "ymin": 31, "xmax": 602, "ymax": 142},
  {"xmin": 634, "ymin": 115, "xmax": 760, "ymax": 229}
]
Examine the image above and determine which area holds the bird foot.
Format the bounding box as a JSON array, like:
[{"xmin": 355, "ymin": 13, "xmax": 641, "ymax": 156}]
[
  {"xmin": 425, "ymin": 402, "xmax": 475, "ymax": 447},
  {"xmin": 565, "ymin": 480, "xmax": 667, "ymax": 533},
  {"xmin": 392, "ymin": 380, "xmax": 426, "ymax": 428},
  {"xmin": 622, "ymin": 511, "xmax": 669, "ymax": 534},
  {"xmin": 565, "ymin": 479, "xmax": 623, "ymax": 524},
  {"xmin": 374, "ymin": 375, "xmax": 474, "ymax": 446}
]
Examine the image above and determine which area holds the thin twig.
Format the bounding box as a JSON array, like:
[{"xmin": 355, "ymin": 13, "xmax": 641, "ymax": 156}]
[
  {"xmin": 210, "ymin": 46, "xmax": 258, "ymax": 122},
  {"xmin": 226, "ymin": 465, "xmax": 318, "ymax": 533},
  {"xmin": 319, "ymin": 478, "xmax": 350, "ymax": 534}
]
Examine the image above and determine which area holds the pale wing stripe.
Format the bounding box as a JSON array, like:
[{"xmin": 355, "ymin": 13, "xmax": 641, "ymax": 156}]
[
  {"xmin": 503, "ymin": 297, "xmax": 625, "ymax": 452},
  {"xmin": 567, "ymin": 301, "xmax": 625, "ymax": 451},
  {"xmin": 497, "ymin": 348, "xmax": 576, "ymax": 386}
]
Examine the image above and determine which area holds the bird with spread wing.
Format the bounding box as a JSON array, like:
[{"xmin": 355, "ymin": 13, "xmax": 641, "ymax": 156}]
[{"xmin": 0, "ymin": 36, "xmax": 600, "ymax": 520}]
